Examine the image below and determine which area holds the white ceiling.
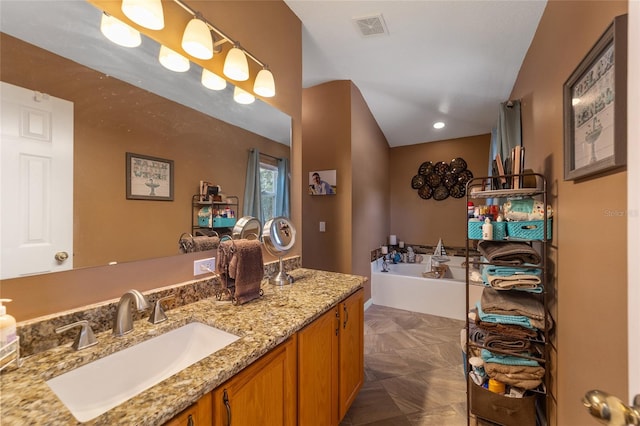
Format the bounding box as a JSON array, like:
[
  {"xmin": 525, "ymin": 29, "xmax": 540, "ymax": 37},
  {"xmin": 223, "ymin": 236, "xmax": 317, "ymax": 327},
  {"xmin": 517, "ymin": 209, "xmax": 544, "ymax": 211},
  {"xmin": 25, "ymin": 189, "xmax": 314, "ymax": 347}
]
[{"xmin": 284, "ymin": 0, "xmax": 547, "ymax": 147}]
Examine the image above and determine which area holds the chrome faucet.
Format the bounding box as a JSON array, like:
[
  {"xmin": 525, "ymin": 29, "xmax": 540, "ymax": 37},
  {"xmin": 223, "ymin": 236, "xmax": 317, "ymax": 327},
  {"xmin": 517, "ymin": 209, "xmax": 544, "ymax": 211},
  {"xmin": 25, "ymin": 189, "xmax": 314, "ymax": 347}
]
[{"xmin": 113, "ymin": 289, "xmax": 150, "ymax": 336}]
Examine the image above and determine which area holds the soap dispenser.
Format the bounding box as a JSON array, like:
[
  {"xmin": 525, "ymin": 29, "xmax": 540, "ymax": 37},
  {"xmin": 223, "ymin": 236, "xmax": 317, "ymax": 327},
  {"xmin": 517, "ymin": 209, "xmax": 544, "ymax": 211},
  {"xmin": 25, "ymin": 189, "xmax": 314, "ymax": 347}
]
[{"xmin": 0, "ymin": 299, "xmax": 17, "ymax": 356}]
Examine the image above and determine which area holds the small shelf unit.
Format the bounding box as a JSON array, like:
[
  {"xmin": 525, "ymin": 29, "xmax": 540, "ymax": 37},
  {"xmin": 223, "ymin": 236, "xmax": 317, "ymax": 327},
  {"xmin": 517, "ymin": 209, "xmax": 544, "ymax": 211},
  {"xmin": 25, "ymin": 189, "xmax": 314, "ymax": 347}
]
[{"xmin": 465, "ymin": 173, "xmax": 551, "ymax": 426}]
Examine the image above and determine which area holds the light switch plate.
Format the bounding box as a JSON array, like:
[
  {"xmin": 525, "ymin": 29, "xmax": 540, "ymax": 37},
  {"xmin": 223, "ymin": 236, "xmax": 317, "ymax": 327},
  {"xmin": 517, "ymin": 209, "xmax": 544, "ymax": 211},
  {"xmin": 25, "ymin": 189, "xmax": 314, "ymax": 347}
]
[
  {"xmin": 319, "ymin": 221, "xmax": 326, "ymax": 232},
  {"xmin": 193, "ymin": 257, "xmax": 216, "ymax": 276}
]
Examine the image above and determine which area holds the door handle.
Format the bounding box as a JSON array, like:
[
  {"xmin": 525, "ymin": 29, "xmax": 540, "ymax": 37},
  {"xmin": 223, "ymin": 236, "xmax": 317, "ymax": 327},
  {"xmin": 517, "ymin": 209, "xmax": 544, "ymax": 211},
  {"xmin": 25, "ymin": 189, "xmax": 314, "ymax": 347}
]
[
  {"xmin": 55, "ymin": 251, "xmax": 69, "ymax": 262},
  {"xmin": 583, "ymin": 390, "xmax": 640, "ymax": 425}
]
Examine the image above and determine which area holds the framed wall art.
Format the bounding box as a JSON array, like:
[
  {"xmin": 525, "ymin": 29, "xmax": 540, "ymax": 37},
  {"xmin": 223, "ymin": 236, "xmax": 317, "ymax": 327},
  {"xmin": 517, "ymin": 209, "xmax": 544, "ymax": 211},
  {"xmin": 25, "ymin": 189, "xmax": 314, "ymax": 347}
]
[
  {"xmin": 126, "ymin": 152, "xmax": 174, "ymax": 201},
  {"xmin": 563, "ymin": 14, "xmax": 627, "ymax": 181},
  {"xmin": 308, "ymin": 170, "xmax": 336, "ymax": 195}
]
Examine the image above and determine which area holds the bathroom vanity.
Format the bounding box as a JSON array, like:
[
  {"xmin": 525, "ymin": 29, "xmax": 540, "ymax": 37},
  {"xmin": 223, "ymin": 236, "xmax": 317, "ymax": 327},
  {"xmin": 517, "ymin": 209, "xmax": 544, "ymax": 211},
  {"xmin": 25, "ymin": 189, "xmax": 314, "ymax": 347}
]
[{"xmin": 0, "ymin": 268, "xmax": 365, "ymax": 425}]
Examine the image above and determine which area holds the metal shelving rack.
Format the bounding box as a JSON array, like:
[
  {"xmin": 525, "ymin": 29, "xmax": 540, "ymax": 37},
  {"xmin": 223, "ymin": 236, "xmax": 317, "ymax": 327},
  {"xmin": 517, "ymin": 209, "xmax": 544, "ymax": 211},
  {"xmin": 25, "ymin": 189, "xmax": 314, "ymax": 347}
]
[{"xmin": 464, "ymin": 173, "xmax": 550, "ymax": 426}]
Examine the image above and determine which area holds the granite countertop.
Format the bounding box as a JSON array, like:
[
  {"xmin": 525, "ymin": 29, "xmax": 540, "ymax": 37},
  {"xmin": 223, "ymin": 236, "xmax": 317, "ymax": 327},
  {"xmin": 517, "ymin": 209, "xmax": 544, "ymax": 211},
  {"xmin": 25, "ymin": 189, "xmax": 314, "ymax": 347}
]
[{"xmin": 0, "ymin": 268, "xmax": 365, "ymax": 425}]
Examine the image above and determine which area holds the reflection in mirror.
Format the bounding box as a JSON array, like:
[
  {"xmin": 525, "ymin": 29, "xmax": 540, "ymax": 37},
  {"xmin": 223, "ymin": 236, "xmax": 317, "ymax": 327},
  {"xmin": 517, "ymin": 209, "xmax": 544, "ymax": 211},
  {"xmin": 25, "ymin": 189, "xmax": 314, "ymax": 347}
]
[
  {"xmin": 0, "ymin": 1, "xmax": 291, "ymax": 279},
  {"xmin": 232, "ymin": 217, "xmax": 262, "ymax": 241}
]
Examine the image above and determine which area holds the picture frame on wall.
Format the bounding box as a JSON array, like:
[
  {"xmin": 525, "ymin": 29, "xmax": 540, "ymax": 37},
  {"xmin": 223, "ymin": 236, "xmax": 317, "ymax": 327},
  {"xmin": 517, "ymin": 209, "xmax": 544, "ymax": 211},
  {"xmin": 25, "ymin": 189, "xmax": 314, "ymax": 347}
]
[
  {"xmin": 126, "ymin": 152, "xmax": 174, "ymax": 201},
  {"xmin": 308, "ymin": 170, "xmax": 337, "ymax": 195},
  {"xmin": 563, "ymin": 14, "xmax": 627, "ymax": 181}
]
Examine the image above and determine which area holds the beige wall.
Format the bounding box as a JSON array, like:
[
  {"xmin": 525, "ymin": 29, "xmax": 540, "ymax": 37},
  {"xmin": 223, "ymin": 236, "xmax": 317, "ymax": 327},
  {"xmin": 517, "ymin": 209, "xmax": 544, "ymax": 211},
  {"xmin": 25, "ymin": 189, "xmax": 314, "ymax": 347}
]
[
  {"xmin": 301, "ymin": 81, "xmax": 352, "ymax": 273},
  {"xmin": 2, "ymin": 1, "xmax": 302, "ymax": 322},
  {"xmin": 389, "ymin": 135, "xmax": 490, "ymax": 248},
  {"xmin": 350, "ymin": 83, "xmax": 391, "ymax": 299},
  {"xmin": 301, "ymin": 81, "xmax": 390, "ymax": 301},
  {"xmin": 511, "ymin": 1, "xmax": 628, "ymax": 424}
]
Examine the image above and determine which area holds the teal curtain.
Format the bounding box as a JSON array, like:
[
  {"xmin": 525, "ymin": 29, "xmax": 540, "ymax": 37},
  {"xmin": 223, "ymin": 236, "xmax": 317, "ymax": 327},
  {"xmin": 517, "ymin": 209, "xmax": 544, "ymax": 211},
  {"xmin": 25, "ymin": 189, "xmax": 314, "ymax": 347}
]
[
  {"xmin": 275, "ymin": 157, "xmax": 290, "ymax": 218},
  {"xmin": 243, "ymin": 149, "xmax": 263, "ymax": 223}
]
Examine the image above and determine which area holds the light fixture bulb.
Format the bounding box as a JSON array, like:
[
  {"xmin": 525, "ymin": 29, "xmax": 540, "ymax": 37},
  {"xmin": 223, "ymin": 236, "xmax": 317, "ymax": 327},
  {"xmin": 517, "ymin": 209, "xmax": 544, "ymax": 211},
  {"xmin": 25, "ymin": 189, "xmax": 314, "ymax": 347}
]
[
  {"xmin": 182, "ymin": 18, "xmax": 213, "ymax": 60},
  {"xmin": 234, "ymin": 86, "xmax": 255, "ymax": 104},
  {"xmin": 223, "ymin": 46, "xmax": 249, "ymax": 81},
  {"xmin": 433, "ymin": 121, "xmax": 445, "ymax": 129},
  {"xmin": 121, "ymin": 0, "xmax": 164, "ymax": 30},
  {"xmin": 253, "ymin": 68, "xmax": 275, "ymax": 97},
  {"xmin": 201, "ymin": 69, "xmax": 227, "ymax": 91},
  {"xmin": 159, "ymin": 45, "xmax": 190, "ymax": 72},
  {"xmin": 100, "ymin": 13, "xmax": 141, "ymax": 48}
]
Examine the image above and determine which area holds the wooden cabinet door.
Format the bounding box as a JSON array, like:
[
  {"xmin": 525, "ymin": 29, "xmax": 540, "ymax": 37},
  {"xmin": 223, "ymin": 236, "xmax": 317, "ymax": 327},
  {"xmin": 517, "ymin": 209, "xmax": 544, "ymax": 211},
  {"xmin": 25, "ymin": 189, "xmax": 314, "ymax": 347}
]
[
  {"xmin": 164, "ymin": 392, "xmax": 212, "ymax": 426},
  {"xmin": 297, "ymin": 305, "xmax": 340, "ymax": 426},
  {"xmin": 213, "ymin": 337, "xmax": 296, "ymax": 426},
  {"xmin": 338, "ymin": 289, "xmax": 364, "ymax": 419}
]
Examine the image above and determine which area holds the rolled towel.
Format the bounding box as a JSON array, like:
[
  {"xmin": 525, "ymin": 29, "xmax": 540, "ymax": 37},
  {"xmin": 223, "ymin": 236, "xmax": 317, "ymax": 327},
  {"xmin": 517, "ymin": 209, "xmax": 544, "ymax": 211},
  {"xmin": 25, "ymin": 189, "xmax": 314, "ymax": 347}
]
[
  {"xmin": 477, "ymin": 240, "xmax": 541, "ymax": 265},
  {"xmin": 179, "ymin": 235, "xmax": 220, "ymax": 253}
]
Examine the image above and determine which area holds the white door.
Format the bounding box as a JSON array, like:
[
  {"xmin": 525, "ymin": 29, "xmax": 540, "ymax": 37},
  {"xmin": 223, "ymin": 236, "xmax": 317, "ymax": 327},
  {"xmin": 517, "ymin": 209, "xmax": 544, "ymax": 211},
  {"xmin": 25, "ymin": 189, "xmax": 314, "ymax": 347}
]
[{"xmin": 1, "ymin": 82, "xmax": 74, "ymax": 279}]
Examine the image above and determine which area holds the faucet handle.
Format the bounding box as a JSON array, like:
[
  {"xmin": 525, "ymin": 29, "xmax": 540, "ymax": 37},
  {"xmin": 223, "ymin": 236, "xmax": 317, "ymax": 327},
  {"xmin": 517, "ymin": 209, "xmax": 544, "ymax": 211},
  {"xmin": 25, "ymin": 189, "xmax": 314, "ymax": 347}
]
[
  {"xmin": 56, "ymin": 320, "xmax": 98, "ymax": 351},
  {"xmin": 149, "ymin": 295, "xmax": 175, "ymax": 324}
]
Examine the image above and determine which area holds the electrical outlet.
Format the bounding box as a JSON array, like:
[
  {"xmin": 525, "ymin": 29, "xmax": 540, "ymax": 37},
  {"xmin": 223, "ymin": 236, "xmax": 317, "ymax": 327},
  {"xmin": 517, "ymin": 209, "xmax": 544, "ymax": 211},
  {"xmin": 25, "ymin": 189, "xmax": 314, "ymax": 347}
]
[{"xmin": 193, "ymin": 257, "xmax": 216, "ymax": 276}]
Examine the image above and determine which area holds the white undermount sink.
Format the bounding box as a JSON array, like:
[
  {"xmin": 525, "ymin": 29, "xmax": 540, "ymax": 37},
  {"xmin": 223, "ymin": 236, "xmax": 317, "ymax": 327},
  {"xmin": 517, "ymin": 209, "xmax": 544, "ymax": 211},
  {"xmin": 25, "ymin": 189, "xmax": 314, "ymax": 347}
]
[{"xmin": 46, "ymin": 322, "xmax": 240, "ymax": 422}]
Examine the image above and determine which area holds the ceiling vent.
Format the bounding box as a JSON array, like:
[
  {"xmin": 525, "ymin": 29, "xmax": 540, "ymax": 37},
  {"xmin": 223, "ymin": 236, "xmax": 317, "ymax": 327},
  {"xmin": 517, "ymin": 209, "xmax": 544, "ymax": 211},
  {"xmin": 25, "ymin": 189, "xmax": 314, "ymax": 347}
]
[{"xmin": 353, "ymin": 14, "xmax": 388, "ymax": 37}]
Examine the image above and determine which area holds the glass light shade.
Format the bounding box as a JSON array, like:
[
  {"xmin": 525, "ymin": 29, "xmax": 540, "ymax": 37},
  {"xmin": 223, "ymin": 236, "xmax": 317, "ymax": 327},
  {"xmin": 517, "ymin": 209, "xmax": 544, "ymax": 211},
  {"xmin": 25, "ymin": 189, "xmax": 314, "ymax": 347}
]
[
  {"xmin": 201, "ymin": 69, "xmax": 227, "ymax": 91},
  {"xmin": 233, "ymin": 86, "xmax": 255, "ymax": 104},
  {"xmin": 121, "ymin": 0, "xmax": 164, "ymax": 30},
  {"xmin": 182, "ymin": 18, "xmax": 213, "ymax": 60},
  {"xmin": 223, "ymin": 47, "xmax": 249, "ymax": 81},
  {"xmin": 253, "ymin": 68, "xmax": 275, "ymax": 97},
  {"xmin": 159, "ymin": 45, "xmax": 190, "ymax": 72},
  {"xmin": 100, "ymin": 13, "xmax": 141, "ymax": 48}
]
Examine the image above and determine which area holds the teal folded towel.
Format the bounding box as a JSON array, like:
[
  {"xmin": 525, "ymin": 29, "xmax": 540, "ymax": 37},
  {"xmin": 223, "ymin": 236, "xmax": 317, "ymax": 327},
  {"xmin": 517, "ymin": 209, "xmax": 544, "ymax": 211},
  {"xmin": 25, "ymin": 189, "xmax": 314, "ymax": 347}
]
[
  {"xmin": 481, "ymin": 349, "xmax": 540, "ymax": 367},
  {"xmin": 483, "ymin": 265, "xmax": 541, "ymax": 277},
  {"xmin": 476, "ymin": 302, "xmax": 535, "ymax": 329},
  {"xmin": 482, "ymin": 265, "xmax": 543, "ymax": 294}
]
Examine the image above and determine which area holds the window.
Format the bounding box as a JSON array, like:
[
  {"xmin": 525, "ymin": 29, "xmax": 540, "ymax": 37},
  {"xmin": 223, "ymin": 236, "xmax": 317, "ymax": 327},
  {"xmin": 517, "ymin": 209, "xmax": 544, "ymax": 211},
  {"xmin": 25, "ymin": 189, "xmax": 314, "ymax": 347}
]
[{"xmin": 260, "ymin": 162, "xmax": 278, "ymax": 222}]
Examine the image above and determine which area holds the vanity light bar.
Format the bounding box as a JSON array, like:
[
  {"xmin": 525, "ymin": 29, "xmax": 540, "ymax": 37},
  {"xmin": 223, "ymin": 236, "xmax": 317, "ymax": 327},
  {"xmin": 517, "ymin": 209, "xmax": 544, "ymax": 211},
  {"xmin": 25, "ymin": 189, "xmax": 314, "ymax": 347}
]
[{"xmin": 172, "ymin": 0, "xmax": 267, "ymax": 69}]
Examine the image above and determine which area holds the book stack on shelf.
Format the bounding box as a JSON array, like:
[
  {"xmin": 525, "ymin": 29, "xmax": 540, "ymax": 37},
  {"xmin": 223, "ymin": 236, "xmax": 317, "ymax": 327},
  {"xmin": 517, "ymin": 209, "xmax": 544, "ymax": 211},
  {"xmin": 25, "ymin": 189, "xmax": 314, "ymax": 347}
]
[{"xmin": 493, "ymin": 145, "xmax": 526, "ymax": 190}]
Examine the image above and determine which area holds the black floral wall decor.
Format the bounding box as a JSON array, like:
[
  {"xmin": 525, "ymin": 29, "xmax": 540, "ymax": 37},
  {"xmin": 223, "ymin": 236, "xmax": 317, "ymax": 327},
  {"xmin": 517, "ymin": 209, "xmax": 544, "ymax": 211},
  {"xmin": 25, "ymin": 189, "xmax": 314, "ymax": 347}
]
[{"xmin": 410, "ymin": 158, "xmax": 473, "ymax": 201}]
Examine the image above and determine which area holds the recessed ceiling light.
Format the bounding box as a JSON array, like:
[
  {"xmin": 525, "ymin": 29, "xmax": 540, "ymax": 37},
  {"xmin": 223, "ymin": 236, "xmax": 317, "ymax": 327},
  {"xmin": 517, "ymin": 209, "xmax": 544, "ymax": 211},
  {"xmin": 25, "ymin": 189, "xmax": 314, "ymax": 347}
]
[{"xmin": 433, "ymin": 121, "xmax": 445, "ymax": 129}]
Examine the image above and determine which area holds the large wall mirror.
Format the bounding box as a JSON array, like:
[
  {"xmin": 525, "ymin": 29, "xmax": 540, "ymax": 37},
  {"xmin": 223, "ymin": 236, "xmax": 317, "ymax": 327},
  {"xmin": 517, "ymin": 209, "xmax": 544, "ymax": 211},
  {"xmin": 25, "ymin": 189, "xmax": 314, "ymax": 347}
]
[{"xmin": 0, "ymin": 1, "xmax": 291, "ymax": 279}]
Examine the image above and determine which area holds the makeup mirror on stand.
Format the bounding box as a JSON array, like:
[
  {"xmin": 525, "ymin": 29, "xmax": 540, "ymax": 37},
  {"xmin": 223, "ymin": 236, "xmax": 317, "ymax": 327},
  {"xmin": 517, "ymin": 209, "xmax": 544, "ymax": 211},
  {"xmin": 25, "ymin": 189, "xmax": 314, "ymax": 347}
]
[{"xmin": 262, "ymin": 217, "xmax": 296, "ymax": 285}]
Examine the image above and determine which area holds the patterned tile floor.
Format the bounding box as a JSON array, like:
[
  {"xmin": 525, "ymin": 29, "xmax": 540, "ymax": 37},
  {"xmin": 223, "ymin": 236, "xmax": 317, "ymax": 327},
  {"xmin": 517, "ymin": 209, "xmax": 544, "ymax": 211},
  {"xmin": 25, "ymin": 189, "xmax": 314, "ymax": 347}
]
[{"xmin": 341, "ymin": 304, "xmax": 468, "ymax": 426}]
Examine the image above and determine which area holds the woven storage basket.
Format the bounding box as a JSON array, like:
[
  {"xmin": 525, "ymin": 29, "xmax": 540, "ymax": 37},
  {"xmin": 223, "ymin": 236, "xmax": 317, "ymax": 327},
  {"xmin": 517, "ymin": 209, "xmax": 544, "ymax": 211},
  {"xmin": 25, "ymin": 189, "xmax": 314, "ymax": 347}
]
[
  {"xmin": 469, "ymin": 380, "xmax": 537, "ymax": 426},
  {"xmin": 468, "ymin": 221, "xmax": 507, "ymax": 240},
  {"xmin": 506, "ymin": 219, "xmax": 552, "ymax": 241}
]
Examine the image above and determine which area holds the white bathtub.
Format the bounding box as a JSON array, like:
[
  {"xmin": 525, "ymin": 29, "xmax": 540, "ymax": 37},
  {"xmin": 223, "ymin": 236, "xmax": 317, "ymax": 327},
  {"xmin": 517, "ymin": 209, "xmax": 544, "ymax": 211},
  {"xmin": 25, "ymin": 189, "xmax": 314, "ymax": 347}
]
[{"xmin": 371, "ymin": 255, "xmax": 468, "ymax": 321}]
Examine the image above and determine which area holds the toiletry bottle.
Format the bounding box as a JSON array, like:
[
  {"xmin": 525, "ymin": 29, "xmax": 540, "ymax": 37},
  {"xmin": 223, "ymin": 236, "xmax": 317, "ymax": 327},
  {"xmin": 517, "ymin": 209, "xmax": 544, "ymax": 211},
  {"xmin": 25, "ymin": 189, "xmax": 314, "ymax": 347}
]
[
  {"xmin": 482, "ymin": 218, "xmax": 493, "ymax": 240},
  {"xmin": 0, "ymin": 299, "xmax": 17, "ymax": 356}
]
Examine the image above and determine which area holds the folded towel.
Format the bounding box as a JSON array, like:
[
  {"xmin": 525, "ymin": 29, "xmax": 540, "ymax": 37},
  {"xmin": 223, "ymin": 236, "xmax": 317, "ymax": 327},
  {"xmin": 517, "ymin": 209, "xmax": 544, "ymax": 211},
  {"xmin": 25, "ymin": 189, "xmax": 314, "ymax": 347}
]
[
  {"xmin": 179, "ymin": 235, "xmax": 220, "ymax": 253},
  {"xmin": 474, "ymin": 311, "xmax": 539, "ymax": 339},
  {"xmin": 482, "ymin": 269, "xmax": 543, "ymax": 293},
  {"xmin": 477, "ymin": 240, "xmax": 542, "ymax": 265},
  {"xmin": 476, "ymin": 302, "xmax": 535, "ymax": 329},
  {"xmin": 483, "ymin": 265, "xmax": 541, "ymax": 277},
  {"xmin": 227, "ymin": 240, "xmax": 264, "ymax": 305},
  {"xmin": 484, "ymin": 333, "xmax": 531, "ymax": 351},
  {"xmin": 484, "ymin": 362, "xmax": 545, "ymax": 390},
  {"xmin": 480, "ymin": 288, "xmax": 545, "ymax": 329},
  {"xmin": 481, "ymin": 349, "xmax": 540, "ymax": 366}
]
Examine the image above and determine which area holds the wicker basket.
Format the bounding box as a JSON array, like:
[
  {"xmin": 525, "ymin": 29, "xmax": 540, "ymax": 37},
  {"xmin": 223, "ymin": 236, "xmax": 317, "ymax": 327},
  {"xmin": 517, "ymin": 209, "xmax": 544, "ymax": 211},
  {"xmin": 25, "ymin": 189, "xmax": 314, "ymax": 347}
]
[
  {"xmin": 468, "ymin": 221, "xmax": 507, "ymax": 240},
  {"xmin": 506, "ymin": 219, "xmax": 552, "ymax": 241}
]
